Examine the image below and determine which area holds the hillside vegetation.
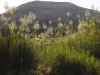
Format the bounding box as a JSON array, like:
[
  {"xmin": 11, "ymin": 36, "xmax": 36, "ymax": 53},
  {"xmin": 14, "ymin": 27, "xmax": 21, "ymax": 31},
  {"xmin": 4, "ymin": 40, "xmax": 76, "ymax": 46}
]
[{"xmin": 0, "ymin": 4, "xmax": 100, "ymax": 75}]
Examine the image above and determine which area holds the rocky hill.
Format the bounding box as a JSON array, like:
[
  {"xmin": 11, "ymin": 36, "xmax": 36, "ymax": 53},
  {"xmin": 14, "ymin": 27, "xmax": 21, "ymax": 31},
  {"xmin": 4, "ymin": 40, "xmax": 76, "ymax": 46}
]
[{"xmin": 1, "ymin": 1, "xmax": 93, "ymax": 30}]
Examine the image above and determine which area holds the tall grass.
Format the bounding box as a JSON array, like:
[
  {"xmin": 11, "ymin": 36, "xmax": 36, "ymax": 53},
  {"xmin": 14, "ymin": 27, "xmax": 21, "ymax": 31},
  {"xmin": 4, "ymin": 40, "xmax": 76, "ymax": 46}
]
[
  {"xmin": 0, "ymin": 4, "xmax": 100, "ymax": 75},
  {"xmin": 0, "ymin": 34, "xmax": 39, "ymax": 75}
]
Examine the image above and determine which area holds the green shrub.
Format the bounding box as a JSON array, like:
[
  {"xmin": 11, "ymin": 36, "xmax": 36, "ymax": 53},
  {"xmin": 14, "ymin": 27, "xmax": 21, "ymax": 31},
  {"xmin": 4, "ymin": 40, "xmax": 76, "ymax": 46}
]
[
  {"xmin": 51, "ymin": 50, "xmax": 100, "ymax": 75},
  {"xmin": 66, "ymin": 10, "xmax": 100, "ymax": 58},
  {"xmin": 0, "ymin": 35, "xmax": 39, "ymax": 75}
]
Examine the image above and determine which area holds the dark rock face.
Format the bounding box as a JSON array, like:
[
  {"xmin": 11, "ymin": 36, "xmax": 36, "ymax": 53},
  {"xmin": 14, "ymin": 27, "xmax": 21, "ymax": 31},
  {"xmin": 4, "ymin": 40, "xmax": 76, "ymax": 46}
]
[{"xmin": 1, "ymin": 1, "xmax": 93, "ymax": 30}]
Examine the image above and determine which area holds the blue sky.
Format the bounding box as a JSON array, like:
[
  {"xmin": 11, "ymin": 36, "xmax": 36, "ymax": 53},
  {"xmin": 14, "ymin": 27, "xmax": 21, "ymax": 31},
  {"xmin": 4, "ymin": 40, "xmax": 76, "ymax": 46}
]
[{"xmin": 0, "ymin": 0, "xmax": 100, "ymax": 14}]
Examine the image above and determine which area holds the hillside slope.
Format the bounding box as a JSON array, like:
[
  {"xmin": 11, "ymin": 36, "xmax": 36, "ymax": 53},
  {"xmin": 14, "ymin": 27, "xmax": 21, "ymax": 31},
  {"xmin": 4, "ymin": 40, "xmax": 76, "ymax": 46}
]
[{"xmin": 1, "ymin": 1, "xmax": 93, "ymax": 30}]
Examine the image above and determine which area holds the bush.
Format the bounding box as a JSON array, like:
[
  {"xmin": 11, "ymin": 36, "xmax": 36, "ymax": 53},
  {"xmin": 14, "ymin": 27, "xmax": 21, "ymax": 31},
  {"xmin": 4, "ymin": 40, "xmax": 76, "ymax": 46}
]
[
  {"xmin": 0, "ymin": 34, "xmax": 39, "ymax": 75},
  {"xmin": 51, "ymin": 50, "xmax": 100, "ymax": 75}
]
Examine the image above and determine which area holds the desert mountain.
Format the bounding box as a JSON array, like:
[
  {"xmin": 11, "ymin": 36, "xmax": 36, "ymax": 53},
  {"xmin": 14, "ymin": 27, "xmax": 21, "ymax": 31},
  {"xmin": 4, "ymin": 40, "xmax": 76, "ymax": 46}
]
[{"xmin": 1, "ymin": 1, "xmax": 93, "ymax": 30}]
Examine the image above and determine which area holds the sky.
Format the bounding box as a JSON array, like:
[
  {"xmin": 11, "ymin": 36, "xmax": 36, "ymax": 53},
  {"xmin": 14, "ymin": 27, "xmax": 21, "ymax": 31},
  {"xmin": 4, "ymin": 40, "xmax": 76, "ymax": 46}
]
[{"xmin": 0, "ymin": 0, "xmax": 100, "ymax": 14}]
